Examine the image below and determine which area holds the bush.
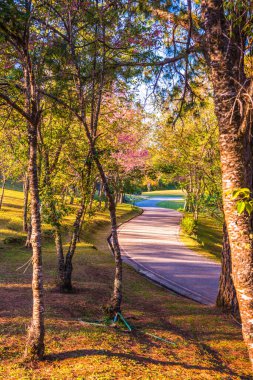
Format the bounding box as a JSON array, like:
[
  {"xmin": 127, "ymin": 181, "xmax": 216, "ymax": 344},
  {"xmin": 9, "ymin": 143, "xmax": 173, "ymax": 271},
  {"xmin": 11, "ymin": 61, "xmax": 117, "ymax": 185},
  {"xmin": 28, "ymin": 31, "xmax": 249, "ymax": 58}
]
[
  {"xmin": 3, "ymin": 236, "xmax": 25, "ymax": 245},
  {"xmin": 181, "ymin": 215, "xmax": 197, "ymax": 236}
]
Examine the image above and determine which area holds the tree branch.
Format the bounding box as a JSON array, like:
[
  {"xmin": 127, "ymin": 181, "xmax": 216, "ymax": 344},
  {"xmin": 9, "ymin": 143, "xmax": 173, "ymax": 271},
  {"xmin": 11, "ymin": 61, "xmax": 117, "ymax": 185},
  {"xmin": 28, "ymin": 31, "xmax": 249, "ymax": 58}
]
[{"xmin": 0, "ymin": 93, "xmax": 32, "ymax": 123}]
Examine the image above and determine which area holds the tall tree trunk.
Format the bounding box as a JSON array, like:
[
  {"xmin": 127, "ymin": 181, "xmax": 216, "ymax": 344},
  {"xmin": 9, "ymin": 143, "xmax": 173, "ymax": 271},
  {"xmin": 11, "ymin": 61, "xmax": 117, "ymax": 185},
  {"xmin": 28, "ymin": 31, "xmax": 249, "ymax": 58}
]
[
  {"xmin": 203, "ymin": 0, "xmax": 253, "ymax": 365},
  {"xmin": 77, "ymin": 180, "xmax": 95, "ymax": 241},
  {"xmin": 25, "ymin": 222, "xmax": 32, "ymax": 248},
  {"xmin": 216, "ymin": 222, "xmax": 239, "ymax": 315},
  {"xmin": 98, "ymin": 181, "xmax": 103, "ymax": 197},
  {"xmin": 63, "ymin": 202, "xmax": 85, "ymax": 291},
  {"xmin": 93, "ymin": 155, "xmax": 122, "ymax": 314},
  {"xmin": 23, "ymin": 174, "xmax": 29, "ymax": 232},
  {"xmin": 54, "ymin": 226, "xmax": 65, "ymax": 290},
  {"xmin": 24, "ymin": 128, "xmax": 45, "ymax": 360},
  {"xmin": 98, "ymin": 182, "xmax": 104, "ymax": 210},
  {"xmin": 119, "ymin": 192, "xmax": 123, "ymax": 204},
  {"xmin": 88, "ymin": 181, "xmax": 96, "ymax": 210},
  {"xmin": 0, "ymin": 175, "xmax": 6, "ymax": 210}
]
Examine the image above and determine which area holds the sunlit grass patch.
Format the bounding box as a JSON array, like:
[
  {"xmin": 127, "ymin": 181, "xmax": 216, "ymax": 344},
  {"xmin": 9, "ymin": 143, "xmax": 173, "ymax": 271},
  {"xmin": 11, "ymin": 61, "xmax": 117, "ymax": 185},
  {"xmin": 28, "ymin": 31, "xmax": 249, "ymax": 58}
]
[
  {"xmin": 157, "ymin": 200, "xmax": 185, "ymax": 210},
  {"xmin": 142, "ymin": 189, "xmax": 185, "ymax": 197},
  {"xmin": 180, "ymin": 213, "xmax": 223, "ymax": 262}
]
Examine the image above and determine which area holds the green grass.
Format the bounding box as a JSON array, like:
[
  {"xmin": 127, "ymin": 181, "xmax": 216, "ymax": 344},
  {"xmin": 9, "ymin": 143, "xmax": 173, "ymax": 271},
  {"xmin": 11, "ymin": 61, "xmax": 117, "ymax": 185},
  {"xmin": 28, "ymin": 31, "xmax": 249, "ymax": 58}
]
[
  {"xmin": 0, "ymin": 190, "xmax": 251, "ymax": 379},
  {"xmin": 180, "ymin": 213, "xmax": 223, "ymax": 262},
  {"xmin": 157, "ymin": 200, "xmax": 185, "ymax": 210},
  {"xmin": 142, "ymin": 189, "xmax": 185, "ymax": 197}
]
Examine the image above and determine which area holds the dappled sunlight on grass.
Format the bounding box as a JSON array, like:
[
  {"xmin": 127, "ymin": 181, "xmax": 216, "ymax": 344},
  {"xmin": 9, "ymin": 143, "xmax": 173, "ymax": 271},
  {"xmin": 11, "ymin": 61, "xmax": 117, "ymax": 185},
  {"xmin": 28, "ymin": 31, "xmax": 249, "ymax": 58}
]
[{"xmin": 0, "ymin": 190, "xmax": 251, "ymax": 379}]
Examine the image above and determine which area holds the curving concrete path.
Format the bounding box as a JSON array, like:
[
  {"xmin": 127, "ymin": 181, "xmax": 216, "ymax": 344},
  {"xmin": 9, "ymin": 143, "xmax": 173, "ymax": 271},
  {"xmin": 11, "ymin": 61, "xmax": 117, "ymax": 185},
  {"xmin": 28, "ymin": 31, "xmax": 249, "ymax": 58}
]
[{"xmin": 118, "ymin": 201, "xmax": 221, "ymax": 305}]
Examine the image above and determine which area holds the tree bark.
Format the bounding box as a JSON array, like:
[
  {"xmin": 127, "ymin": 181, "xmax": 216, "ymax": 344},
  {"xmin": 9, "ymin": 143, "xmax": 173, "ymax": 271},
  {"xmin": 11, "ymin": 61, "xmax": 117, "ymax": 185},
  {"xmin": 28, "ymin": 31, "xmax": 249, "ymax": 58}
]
[
  {"xmin": 0, "ymin": 2, "xmax": 45, "ymax": 361},
  {"xmin": 54, "ymin": 226, "xmax": 65, "ymax": 290},
  {"xmin": 98, "ymin": 182, "xmax": 104, "ymax": 210},
  {"xmin": 0, "ymin": 175, "xmax": 6, "ymax": 210},
  {"xmin": 203, "ymin": 0, "xmax": 253, "ymax": 366},
  {"xmin": 63, "ymin": 202, "xmax": 85, "ymax": 291},
  {"xmin": 24, "ymin": 127, "xmax": 45, "ymax": 360},
  {"xmin": 25, "ymin": 223, "xmax": 32, "ymax": 248},
  {"xmin": 23, "ymin": 174, "xmax": 29, "ymax": 232},
  {"xmin": 93, "ymin": 154, "xmax": 122, "ymax": 314},
  {"xmin": 216, "ymin": 222, "xmax": 239, "ymax": 315},
  {"xmin": 77, "ymin": 180, "xmax": 95, "ymax": 241},
  {"xmin": 119, "ymin": 192, "xmax": 123, "ymax": 204}
]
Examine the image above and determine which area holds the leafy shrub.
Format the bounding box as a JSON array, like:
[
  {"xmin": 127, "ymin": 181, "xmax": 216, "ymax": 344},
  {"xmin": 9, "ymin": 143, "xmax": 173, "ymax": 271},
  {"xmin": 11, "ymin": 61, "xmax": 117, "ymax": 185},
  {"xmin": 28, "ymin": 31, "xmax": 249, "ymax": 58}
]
[
  {"xmin": 231, "ymin": 188, "xmax": 253, "ymax": 215},
  {"xmin": 42, "ymin": 229, "xmax": 55, "ymax": 238},
  {"xmin": 181, "ymin": 215, "xmax": 197, "ymax": 236},
  {"xmin": 3, "ymin": 236, "xmax": 25, "ymax": 244}
]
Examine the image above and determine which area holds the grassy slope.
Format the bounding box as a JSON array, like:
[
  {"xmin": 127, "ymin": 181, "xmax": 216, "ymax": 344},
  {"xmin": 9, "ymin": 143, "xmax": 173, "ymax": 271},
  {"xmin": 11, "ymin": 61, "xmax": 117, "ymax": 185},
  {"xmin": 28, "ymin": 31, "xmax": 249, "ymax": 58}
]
[
  {"xmin": 180, "ymin": 214, "xmax": 223, "ymax": 262},
  {"xmin": 0, "ymin": 190, "xmax": 251, "ymax": 379}
]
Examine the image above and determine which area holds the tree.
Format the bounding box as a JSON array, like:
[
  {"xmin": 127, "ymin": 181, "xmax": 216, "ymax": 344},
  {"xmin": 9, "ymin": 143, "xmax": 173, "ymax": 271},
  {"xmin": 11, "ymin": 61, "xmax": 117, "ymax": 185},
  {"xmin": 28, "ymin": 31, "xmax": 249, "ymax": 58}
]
[
  {"xmin": 98, "ymin": 92, "xmax": 149, "ymax": 203},
  {"xmin": 0, "ymin": 1, "xmax": 45, "ymax": 360},
  {"xmin": 36, "ymin": 0, "xmax": 151, "ymax": 313},
  {"xmin": 202, "ymin": 0, "xmax": 253, "ymax": 366}
]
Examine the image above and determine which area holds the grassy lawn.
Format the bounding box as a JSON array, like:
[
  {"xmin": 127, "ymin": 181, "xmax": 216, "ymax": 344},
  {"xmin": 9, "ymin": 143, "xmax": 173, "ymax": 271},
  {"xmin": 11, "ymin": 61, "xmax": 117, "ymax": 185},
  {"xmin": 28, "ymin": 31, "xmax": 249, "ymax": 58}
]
[
  {"xmin": 0, "ymin": 190, "xmax": 251, "ymax": 379},
  {"xmin": 142, "ymin": 189, "xmax": 185, "ymax": 197},
  {"xmin": 157, "ymin": 200, "xmax": 185, "ymax": 211},
  {"xmin": 180, "ymin": 214, "xmax": 223, "ymax": 262}
]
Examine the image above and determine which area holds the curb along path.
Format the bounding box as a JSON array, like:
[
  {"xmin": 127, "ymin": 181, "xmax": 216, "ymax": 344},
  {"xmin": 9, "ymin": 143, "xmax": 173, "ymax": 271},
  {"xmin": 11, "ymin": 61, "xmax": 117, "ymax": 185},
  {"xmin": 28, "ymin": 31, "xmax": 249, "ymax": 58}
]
[{"xmin": 118, "ymin": 207, "xmax": 221, "ymax": 305}]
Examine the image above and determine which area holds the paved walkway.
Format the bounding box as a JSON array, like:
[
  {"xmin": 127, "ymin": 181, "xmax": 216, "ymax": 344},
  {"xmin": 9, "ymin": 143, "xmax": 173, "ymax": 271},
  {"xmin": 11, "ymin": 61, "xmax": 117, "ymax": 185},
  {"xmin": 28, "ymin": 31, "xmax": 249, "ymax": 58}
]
[{"xmin": 118, "ymin": 205, "xmax": 221, "ymax": 305}]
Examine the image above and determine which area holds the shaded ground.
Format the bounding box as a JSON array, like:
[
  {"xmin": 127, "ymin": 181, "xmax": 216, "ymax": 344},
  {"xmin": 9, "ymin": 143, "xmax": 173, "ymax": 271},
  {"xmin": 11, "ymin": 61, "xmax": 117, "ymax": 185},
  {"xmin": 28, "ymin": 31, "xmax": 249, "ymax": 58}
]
[{"xmin": 0, "ymin": 190, "xmax": 252, "ymax": 379}]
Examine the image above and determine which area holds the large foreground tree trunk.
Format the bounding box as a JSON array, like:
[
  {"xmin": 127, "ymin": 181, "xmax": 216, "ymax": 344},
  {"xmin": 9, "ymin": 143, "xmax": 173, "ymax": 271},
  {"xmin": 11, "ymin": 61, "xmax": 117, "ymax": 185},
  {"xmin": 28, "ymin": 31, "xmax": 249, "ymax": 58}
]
[
  {"xmin": 216, "ymin": 223, "xmax": 238, "ymax": 315},
  {"xmin": 203, "ymin": 0, "xmax": 253, "ymax": 366},
  {"xmin": 24, "ymin": 127, "xmax": 45, "ymax": 360}
]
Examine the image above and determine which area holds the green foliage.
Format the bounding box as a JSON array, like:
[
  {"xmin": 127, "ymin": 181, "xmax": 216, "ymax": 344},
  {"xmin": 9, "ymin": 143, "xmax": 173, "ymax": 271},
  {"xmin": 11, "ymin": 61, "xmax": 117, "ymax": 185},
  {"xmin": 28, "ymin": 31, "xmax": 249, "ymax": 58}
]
[
  {"xmin": 152, "ymin": 98, "xmax": 222, "ymax": 218},
  {"xmin": 181, "ymin": 215, "xmax": 197, "ymax": 236},
  {"xmin": 3, "ymin": 236, "xmax": 25, "ymax": 244},
  {"xmin": 231, "ymin": 188, "xmax": 253, "ymax": 215}
]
